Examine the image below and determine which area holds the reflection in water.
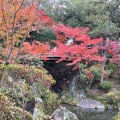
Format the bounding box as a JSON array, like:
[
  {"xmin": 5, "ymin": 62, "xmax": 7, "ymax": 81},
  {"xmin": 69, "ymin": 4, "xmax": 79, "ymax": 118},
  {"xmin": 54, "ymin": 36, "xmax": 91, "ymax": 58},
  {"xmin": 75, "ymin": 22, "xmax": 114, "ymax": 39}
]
[{"xmin": 62, "ymin": 104, "xmax": 118, "ymax": 120}]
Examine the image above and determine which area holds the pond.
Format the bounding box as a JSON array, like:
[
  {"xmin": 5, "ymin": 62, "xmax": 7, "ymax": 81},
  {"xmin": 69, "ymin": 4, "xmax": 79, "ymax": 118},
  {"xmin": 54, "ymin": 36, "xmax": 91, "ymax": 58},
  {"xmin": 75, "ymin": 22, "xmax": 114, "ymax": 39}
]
[{"xmin": 62, "ymin": 104, "xmax": 118, "ymax": 120}]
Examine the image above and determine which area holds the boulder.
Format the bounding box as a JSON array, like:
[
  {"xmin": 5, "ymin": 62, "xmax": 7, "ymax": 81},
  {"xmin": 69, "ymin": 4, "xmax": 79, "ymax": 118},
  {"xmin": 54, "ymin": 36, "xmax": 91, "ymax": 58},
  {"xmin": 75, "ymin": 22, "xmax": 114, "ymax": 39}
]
[
  {"xmin": 51, "ymin": 106, "xmax": 78, "ymax": 120},
  {"xmin": 32, "ymin": 97, "xmax": 43, "ymax": 120},
  {"xmin": 35, "ymin": 97, "xmax": 43, "ymax": 103},
  {"xmin": 25, "ymin": 99, "xmax": 35, "ymax": 114},
  {"xmin": 77, "ymin": 98, "xmax": 105, "ymax": 109},
  {"xmin": 33, "ymin": 108, "xmax": 40, "ymax": 120},
  {"xmin": 107, "ymin": 105, "xmax": 113, "ymax": 110}
]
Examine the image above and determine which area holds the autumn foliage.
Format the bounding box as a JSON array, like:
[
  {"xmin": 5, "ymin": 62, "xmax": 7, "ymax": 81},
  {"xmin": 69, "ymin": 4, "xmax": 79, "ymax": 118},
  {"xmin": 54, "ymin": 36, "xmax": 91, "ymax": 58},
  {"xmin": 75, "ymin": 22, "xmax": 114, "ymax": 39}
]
[
  {"xmin": 0, "ymin": 0, "xmax": 119, "ymax": 68},
  {"xmin": 20, "ymin": 23, "xmax": 120, "ymax": 69},
  {"xmin": 0, "ymin": 0, "xmax": 38, "ymax": 45},
  {"xmin": 23, "ymin": 41, "xmax": 50, "ymax": 55},
  {"xmin": 0, "ymin": 0, "xmax": 53, "ymax": 63},
  {"xmin": 50, "ymin": 24, "xmax": 104, "ymax": 66},
  {"xmin": 107, "ymin": 41, "xmax": 120, "ymax": 64},
  {"xmin": 99, "ymin": 41, "xmax": 120, "ymax": 64}
]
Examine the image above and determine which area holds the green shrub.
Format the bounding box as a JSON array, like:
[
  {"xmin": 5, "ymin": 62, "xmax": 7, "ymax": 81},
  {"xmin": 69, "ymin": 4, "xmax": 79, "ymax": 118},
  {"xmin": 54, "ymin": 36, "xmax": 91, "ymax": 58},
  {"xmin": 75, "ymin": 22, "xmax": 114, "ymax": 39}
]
[
  {"xmin": 35, "ymin": 83, "xmax": 60, "ymax": 108},
  {"xmin": 97, "ymin": 91, "xmax": 120, "ymax": 109},
  {"xmin": 79, "ymin": 63, "xmax": 94, "ymax": 90},
  {"xmin": 44, "ymin": 91, "xmax": 61, "ymax": 108},
  {"xmin": 106, "ymin": 63, "xmax": 118, "ymax": 72},
  {"xmin": 103, "ymin": 91, "xmax": 120, "ymax": 104},
  {"xmin": 0, "ymin": 81, "xmax": 34, "ymax": 106},
  {"xmin": 0, "ymin": 93, "xmax": 32, "ymax": 120},
  {"xmin": 90, "ymin": 65, "xmax": 101, "ymax": 81},
  {"xmin": 97, "ymin": 91, "xmax": 120, "ymax": 104},
  {"xmin": 99, "ymin": 81, "xmax": 113, "ymax": 91}
]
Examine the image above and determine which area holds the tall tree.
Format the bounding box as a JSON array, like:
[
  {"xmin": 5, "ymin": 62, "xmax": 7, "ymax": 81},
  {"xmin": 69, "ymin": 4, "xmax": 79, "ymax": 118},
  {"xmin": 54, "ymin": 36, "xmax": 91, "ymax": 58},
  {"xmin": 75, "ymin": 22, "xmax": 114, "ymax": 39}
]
[
  {"xmin": 100, "ymin": 0, "xmax": 120, "ymax": 83},
  {"xmin": 0, "ymin": 0, "xmax": 53, "ymax": 64},
  {"xmin": 49, "ymin": 24, "xmax": 104, "ymax": 67},
  {"xmin": 50, "ymin": 0, "xmax": 120, "ymax": 40}
]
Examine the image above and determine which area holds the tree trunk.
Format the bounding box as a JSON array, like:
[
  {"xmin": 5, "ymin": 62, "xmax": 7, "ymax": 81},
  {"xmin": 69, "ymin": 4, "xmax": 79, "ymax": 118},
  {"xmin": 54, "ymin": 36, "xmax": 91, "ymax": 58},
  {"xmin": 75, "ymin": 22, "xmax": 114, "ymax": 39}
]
[{"xmin": 100, "ymin": 37, "xmax": 110, "ymax": 83}]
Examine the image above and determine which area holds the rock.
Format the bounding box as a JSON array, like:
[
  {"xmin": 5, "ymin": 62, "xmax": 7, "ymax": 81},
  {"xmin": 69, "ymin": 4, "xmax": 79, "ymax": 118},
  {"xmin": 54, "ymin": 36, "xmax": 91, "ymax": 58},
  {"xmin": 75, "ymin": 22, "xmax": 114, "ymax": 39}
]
[
  {"xmin": 32, "ymin": 98, "xmax": 43, "ymax": 119},
  {"xmin": 51, "ymin": 106, "xmax": 78, "ymax": 120},
  {"xmin": 79, "ymin": 90, "xmax": 86, "ymax": 98},
  {"xmin": 108, "ymin": 105, "xmax": 113, "ymax": 110},
  {"xmin": 117, "ymin": 102, "xmax": 120, "ymax": 108},
  {"xmin": 35, "ymin": 97, "xmax": 43, "ymax": 103},
  {"xmin": 79, "ymin": 107, "xmax": 105, "ymax": 112},
  {"xmin": 33, "ymin": 108, "xmax": 40, "ymax": 120},
  {"xmin": 32, "ymin": 97, "xmax": 43, "ymax": 119},
  {"xmin": 77, "ymin": 98, "xmax": 105, "ymax": 109},
  {"xmin": 25, "ymin": 99, "xmax": 35, "ymax": 114},
  {"xmin": 8, "ymin": 76, "xmax": 13, "ymax": 82},
  {"xmin": 31, "ymin": 83, "xmax": 37, "ymax": 97}
]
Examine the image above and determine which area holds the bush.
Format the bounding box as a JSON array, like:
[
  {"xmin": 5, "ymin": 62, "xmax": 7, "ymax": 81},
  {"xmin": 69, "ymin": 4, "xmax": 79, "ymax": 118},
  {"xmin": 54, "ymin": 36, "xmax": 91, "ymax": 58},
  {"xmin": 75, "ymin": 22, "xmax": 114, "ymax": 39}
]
[
  {"xmin": 106, "ymin": 63, "xmax": 118, "ymax": 72},
  {"xmin": 90, "ymin": 65, "xmax": 102, "ymax": 81},
  {"xmin": 0, "ymin": 93, "xmax": 32, "ymax": 120},
  {"xmin": 99, "ymin": 81, "xmax": 113, "ymax": 91},
  {"xmin": 44, "ymin": 91, "xmax": 61, "ymax": 108},
  {"xmin": 106, "ymin": 63, "xmax": 118, "ymax": 77},
  {"xmin": 0, "ymin": 64, "xmax": 55, "ymax": 88},
  {"xmin": 61, "ymin": 90, "xmax": 78, "ymax": 105},
  {"xmin": 97, "ymin": 91, "xmax": 120, "ymax": 109},
  {"xmin": 104, "ymin": 91, "xmax": 120, "ymax": 104},
  {"xmin": 34, "ymin": 83, "xmax": 60, "ymax": 108}
]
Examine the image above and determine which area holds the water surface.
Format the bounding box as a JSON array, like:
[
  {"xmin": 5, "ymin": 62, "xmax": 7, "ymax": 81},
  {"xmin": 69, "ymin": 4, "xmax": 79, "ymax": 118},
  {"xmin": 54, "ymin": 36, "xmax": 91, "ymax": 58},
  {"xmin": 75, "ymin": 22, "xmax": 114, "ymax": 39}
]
[{"xmin": 62, "ymin": 104, "xmax": 118, "ymax": 120}]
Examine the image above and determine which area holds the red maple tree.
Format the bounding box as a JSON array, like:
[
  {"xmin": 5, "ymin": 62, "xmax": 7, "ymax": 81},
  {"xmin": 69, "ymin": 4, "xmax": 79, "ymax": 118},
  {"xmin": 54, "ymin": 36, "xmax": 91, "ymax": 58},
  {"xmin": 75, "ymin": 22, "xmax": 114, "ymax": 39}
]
[
  {"xmin": 0, "ymin": 0, "xmax": 54, "ymax": 64},
  {"xmin": 99, "ymin": 41, "xmax": 120, "ymax": 64},
  {"xmin": 21, "ymin": 24, "xmax": 104, "ymax": 67},
  {"xmin": 50, "ymin": 24, "xmax": 104, "ymax": 66}
]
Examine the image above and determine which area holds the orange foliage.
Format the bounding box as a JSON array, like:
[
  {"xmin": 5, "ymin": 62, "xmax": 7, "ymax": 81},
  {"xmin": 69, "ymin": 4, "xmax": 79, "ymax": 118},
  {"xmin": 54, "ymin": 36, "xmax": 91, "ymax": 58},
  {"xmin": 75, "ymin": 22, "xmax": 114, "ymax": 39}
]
[
  {"xmin": 55, "ymin": 32, "xmax": 67, "ymax": 43},
  {"xmin": 0, "ymin": 0, "xmax": 40, "ymax": 46},
  {"xmin": 0, "ymin": 0, "xmax": 54, "ymax": 63},
  {"xmin": 22, "ymin": 41, "xmax": 50, "ymax": 55}
]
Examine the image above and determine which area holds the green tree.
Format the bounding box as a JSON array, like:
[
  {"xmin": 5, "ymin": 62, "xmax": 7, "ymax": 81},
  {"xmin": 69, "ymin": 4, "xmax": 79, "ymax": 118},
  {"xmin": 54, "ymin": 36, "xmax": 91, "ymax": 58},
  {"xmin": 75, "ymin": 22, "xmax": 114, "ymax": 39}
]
[
  {"xmin": 26, "ymin": 29, "xmax": 56, "ymax": 43},
  {"xmin": 51, "ymin": 0, "xmax": 120, "ymax": 39}
]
